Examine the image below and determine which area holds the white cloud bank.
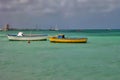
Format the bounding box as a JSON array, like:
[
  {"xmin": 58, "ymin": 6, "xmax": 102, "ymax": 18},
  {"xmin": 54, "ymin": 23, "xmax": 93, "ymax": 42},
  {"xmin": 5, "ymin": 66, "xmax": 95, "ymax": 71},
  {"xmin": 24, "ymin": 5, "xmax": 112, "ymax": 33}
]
[{"xmin": 0, "ymin": 0, "xmax": 120, "ymax": 16}]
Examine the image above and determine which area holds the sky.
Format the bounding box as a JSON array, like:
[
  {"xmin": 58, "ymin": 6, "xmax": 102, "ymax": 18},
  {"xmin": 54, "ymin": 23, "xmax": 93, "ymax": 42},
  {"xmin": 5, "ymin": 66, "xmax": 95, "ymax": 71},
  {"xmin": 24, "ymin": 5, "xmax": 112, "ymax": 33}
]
[{"xmin": 0, "ymin": 0, "xmax": 120, "ymax": 29}]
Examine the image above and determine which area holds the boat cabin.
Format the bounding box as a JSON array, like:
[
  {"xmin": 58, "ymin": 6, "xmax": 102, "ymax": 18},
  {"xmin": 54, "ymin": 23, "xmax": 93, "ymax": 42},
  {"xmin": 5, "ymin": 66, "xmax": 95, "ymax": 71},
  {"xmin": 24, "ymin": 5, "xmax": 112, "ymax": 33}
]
[
  {"xmin": 58, "ymin": 34, "xmax": 65, "ymax": 39},
  {"xmin": 17, "ymin": 32, "xmax": 23, "ymax": 36}
]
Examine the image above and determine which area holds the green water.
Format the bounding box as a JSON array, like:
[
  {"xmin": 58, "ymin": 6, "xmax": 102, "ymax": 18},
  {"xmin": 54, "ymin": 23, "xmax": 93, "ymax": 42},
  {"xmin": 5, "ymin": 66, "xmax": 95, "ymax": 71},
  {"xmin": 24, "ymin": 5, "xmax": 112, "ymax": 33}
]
[{"xmin": 0, "ymin": 30, "xmax": 120, "ymax": 80}]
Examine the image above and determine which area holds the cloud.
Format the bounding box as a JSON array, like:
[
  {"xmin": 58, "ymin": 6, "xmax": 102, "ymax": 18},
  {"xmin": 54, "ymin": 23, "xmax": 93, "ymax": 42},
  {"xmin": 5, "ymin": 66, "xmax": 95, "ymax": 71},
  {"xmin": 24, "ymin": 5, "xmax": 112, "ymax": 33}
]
[{"xmin": 0, "ymin": 0, "xmax": 120, "ymax": 17}]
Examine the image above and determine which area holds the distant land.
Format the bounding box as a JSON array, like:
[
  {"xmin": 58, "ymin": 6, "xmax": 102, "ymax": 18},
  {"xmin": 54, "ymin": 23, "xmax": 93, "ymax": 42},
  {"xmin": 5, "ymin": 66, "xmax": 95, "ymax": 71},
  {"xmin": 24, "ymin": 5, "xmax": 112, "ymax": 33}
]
[{"xmin": 0, "ymin": 24, "xmax": 120, "ymax": 31}]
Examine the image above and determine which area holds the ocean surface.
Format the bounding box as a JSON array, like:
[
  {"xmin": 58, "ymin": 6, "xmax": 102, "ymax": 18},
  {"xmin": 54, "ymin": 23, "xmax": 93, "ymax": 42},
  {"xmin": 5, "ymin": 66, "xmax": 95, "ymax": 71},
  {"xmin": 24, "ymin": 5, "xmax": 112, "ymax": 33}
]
[{"xmin": 0, "ymin": 29, "xmax": 120, "ymax": 80}]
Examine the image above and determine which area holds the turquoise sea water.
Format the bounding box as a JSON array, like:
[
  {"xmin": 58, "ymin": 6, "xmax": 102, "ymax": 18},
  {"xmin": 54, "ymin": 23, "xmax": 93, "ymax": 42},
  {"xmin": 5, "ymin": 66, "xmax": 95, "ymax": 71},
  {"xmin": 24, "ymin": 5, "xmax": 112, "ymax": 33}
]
[{"xmin": 0, "ymin": 29, "xmax": 120, "ymax": 80}]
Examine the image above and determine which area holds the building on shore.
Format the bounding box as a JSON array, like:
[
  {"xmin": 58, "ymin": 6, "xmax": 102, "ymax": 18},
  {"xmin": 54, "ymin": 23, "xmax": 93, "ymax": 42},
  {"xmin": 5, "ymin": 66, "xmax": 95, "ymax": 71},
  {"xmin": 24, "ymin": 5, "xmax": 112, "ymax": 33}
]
[{"xmin": 3, "ymin": 24, "xmax": 10, "ymax": 31}]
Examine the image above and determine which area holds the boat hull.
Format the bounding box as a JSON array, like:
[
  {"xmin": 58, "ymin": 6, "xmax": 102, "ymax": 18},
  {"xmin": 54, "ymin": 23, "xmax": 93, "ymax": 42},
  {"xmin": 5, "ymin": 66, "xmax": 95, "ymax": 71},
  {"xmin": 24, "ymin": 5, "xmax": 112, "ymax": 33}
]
[
  {"xmin": 49, "ymin": 37, "xmax": 87, "ymax": 43},
  {"xmin": 7, "ymin": 34, "xmax": 48, "ymax": 41}
]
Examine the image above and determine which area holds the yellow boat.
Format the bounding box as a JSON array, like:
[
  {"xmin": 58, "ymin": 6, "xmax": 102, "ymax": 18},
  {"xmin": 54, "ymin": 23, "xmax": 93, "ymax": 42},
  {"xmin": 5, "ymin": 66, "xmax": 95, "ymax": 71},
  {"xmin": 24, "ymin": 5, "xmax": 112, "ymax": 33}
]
[{"xmin": 49, "ymin": 34, "xmax": 87, "ymax": 43}]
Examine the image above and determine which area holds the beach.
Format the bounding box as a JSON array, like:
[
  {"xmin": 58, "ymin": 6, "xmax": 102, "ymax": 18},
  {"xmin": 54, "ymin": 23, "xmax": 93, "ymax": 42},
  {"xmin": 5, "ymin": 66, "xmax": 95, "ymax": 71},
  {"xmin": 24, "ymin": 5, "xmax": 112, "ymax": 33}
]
[{"xmin": 0, "ymin": 30, "xmax": 120, "ymax": 80}]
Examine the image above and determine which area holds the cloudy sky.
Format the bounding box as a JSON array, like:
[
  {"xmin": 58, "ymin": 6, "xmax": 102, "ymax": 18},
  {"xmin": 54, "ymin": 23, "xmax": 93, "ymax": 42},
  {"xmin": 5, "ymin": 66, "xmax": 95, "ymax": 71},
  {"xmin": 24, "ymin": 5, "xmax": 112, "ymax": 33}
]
[{"xmin": 0, "ymin": 0, "xmax": 120, "ymax": 29}]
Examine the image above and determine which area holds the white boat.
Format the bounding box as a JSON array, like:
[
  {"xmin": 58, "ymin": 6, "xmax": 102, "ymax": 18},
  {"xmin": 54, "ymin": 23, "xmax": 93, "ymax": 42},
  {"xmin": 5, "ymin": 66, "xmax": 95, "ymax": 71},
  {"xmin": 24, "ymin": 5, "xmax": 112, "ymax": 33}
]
[
  {"xmin": 7, "ymin": 32, "xmax": 48, "ymax": 41},
  {"xmin": 49, "ymin": 25, "xmax": 59, "ymax": 31}
]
